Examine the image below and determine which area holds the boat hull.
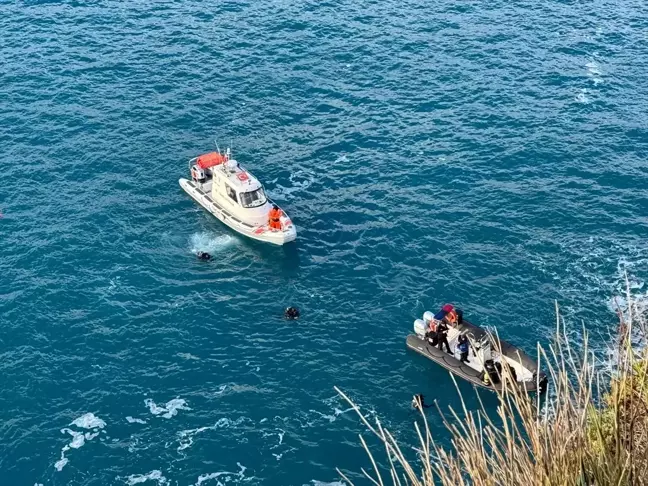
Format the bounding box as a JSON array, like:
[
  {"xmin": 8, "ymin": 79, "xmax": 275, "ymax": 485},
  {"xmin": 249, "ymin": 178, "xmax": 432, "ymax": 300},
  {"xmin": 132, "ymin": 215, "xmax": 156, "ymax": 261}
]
[
  {"xmin": 179, "ymin": 178, "xmax": 296, "ymax": 245},
  {"xmin": 406, "ymin": 320, "xmax": 547, "ymax": 393}
]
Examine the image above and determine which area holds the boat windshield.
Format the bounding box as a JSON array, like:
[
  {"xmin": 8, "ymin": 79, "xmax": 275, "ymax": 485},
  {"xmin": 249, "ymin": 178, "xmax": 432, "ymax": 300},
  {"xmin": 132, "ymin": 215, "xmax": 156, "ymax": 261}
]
[{"xmin": 239, "ymin": 188, "xmax": 267, "ymax": 208}]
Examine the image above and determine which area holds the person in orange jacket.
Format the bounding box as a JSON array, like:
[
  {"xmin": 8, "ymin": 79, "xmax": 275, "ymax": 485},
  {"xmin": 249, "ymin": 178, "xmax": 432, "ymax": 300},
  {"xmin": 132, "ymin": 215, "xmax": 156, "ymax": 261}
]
[{"xmin": 268, "ymin": 205, "xmax": 282, "ymax": 230}]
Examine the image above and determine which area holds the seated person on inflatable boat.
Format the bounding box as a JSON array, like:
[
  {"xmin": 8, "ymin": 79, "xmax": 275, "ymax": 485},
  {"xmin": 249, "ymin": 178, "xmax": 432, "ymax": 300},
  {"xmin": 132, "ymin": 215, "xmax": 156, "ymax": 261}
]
[
  {"xmin": 480, "ymin": 358, "xmax": 518, "ymax": 386},
  {"xmin": 427, "ymin": 304, "xmax": 462, "ymax": 332},
  {"xmin": 439, "ymin": 304, "xmax": 462, "ymax": 326}
]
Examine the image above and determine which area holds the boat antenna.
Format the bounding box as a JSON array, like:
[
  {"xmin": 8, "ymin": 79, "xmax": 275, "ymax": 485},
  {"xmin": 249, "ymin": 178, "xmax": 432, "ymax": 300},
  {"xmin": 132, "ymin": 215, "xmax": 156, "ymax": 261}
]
[{"xmin": 215, "ymin": 140, "xmax": 221, "ymax": 155}]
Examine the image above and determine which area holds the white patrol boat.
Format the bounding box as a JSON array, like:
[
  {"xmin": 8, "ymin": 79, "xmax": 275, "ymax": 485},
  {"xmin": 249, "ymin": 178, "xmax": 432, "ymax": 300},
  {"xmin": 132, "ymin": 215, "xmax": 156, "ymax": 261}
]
[{"xmin": 179, "ymin": 149, "xmax": 296, "ymax": 245}]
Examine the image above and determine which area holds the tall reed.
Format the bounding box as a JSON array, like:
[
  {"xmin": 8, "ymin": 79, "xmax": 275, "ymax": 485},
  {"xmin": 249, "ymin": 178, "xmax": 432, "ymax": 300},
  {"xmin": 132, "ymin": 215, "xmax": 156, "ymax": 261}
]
[{"xmin": 336, "ymin": 289, "xmax": 648, "ymax": 485}]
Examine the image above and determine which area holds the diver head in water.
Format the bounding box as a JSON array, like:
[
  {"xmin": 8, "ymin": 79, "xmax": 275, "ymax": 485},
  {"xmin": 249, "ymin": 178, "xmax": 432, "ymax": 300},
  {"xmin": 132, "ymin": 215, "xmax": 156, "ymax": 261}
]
[
  {"xmin": 284, "ymin": 306, "xmax": 300, "ymax": 320},
  {"xmin": 412, "ymin": 394, "xmax": 432, "ymax": 410},
  {"xmin": 196, "ymin": 251, "xmax": 212, "ymax": 261}
]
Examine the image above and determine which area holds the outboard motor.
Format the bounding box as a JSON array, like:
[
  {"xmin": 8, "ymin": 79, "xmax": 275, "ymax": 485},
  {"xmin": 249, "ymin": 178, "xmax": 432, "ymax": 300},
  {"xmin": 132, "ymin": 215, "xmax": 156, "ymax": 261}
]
[
  {"xmin": 414, "ymin": 319, "xmax": 426, "ymax": 338},
  {"xmin": 191, "ymin": 165, "xmax": 206, "ymax": 183},
  {"xmin": 423, "ymin": 311, "xmax": 434, "ymax": 325}
]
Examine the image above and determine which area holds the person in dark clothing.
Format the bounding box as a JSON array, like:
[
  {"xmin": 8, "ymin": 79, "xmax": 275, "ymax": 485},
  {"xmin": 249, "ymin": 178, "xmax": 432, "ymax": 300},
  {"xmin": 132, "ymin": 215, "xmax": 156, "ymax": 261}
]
[
  {"xmin": 484, "ymin": 360, "xmax": 500, "ymax": 385},
  {"xmin": 509, "ymin": 365, "xmax": 518, "ymax": 382},
  {"xmin": 284, "ymin": 306, "xmax": 300, "ymax": 320},
  {"xmin": 412, "ymin": 394, "xmax": 433, "ymax": 410},
  {"xmin": 436, "ymin": 321, "xmax": 452, "ymax": 354},
  {"xmin": 457, "ymin": 334, "xmax": 470, "ymax": 363},
  {"xmin": 197, "ymin": 251, "xmax": 212, "ymax": 261},
  {"xmin": 495, "ymin": 361, "xmax": 503, "ymax": 382},
  {"xmin": 425, "ymin": 329, "xmax": 439, "ymax": 346}
]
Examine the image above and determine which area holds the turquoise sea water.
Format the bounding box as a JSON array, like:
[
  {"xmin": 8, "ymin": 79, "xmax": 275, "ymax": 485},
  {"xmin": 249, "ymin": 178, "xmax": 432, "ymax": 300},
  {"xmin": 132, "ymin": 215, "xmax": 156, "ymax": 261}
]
[{"xmin": 1, "ymin": 1, "xmax": 647, "ymax": 484}]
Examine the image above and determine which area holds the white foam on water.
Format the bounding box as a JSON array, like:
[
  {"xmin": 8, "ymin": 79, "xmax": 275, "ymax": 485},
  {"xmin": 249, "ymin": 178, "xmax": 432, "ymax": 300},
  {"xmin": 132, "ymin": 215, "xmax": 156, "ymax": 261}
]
[
  {"xmin": 189, "ymin": 232, "xmax": 236, "ymax": 255},
  {"xmin": 585, "ymin": 60, "xmax": 604, "ymax": 85},
  {"xmin": 309, "ymin": 406, "xmax": 354, "ymax": 423},
  {"xmin": 269, "ymin": 170, "xmax": 316, "ymax": 199},
  {"xmin": 606, "ymin": 271, "xmax": 648, "ymax": 360},
  {"xmin": 126, "ymin": 416, "xmax": 147, "ymax": 424},
  {"xmin": 127, "ymin": 436, "xmax": 152, "ymax": 454},
  {"xmin": 177, "ymin": 417, "xmax": 246, "ymax": 452},
  {"xmin": 261, "ymin": 428, "xmax": 286, "ymax": 450},
  {"xmin": 539, "ymin": 239, "xmax": 648, "ymax": 375},
  {"xmin": 144, "ymin": 398, "xmax": 190, "ymax": 419},
  {"xmin": 71, "ymin": 412, "xmax": 106, "ymax": 429},
  {"xmin": 195, "ymin": 472, "xmax": 226, "ymax": 485},
  {"xmin": 85, "ymin": 431, "xmax": 100, "ymax": 441},
  {"xmin": 54, "ymin": 413, "xmax": 106, "ymax": 471},
  {"xmin": 61, "ymin": 428, "xmax": 85, "ymax": 449},
  {"xmin": 194, "ymin": 463, "xmax": 248, "ymax": 485},
  {"xmin": 54, "ymin": 449, "xmax": 69, "ymax": 472},
  {"xmin": 125, "ymin": 470, "xmax": 169, "ymax": 485},
  {"xmin": 177, "ymin": 425, "xmax": 211, "ymax": 452},
  {"xmin": 575, "ymin": 88, "xmax": 590, "ymax": 104},
  {"xmin": 108, "ymin": 276, "xmax": 121, "ymax": 291},
  {"xmin": 586, "ymin": 60, "xmax": 601, "ymax": 76}
]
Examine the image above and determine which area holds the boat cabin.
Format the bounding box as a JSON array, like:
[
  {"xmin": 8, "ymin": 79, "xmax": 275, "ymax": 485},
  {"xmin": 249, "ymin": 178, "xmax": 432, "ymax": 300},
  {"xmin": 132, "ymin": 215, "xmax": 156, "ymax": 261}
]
[
  {"xmin": 191, "ymin": 152, "xmax": 272, "ymax": 226},
  {"xmin": 213, "ymin": 160, "xmax": 267, "ymax": 207}
]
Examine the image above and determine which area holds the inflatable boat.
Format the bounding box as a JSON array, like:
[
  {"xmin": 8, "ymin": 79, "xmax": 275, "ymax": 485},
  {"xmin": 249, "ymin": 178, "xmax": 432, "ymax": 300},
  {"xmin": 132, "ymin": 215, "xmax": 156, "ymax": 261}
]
[
  {"xmin": 179, "ymin": 148, "xmax": 296, "ymax": 245},
  {"xmin": 407, "ymin": 308, "xmax": 547, "ymax": 393}
]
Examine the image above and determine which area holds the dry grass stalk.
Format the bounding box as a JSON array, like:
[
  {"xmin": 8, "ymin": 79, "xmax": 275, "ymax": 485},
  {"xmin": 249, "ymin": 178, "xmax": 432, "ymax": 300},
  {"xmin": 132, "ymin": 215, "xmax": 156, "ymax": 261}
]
[{"xmin": 336, "ymin": 289, "xmax": 648, "ymax": 485}]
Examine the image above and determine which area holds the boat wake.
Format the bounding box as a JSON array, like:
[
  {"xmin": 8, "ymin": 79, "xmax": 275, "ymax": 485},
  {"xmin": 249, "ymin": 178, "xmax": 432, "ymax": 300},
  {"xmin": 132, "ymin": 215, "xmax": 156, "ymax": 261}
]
[{"xmin": 189, "ymin": 232, "xmax": 237, "ymax": 255}]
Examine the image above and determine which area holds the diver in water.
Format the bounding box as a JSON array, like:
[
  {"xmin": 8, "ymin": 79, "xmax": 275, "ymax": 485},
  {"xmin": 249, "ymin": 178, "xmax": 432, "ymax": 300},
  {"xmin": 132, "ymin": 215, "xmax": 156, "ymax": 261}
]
[
  {"xmin": 284, "ymin": 306, "xmax": 300, "ymax": 320},
  {"xmin": 196, "ymin": 251, "xmax": 212, "ymax": 261},
  {"xmin": 412, "ymin": 394, "xmax": 433, "ymax": 410}
]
